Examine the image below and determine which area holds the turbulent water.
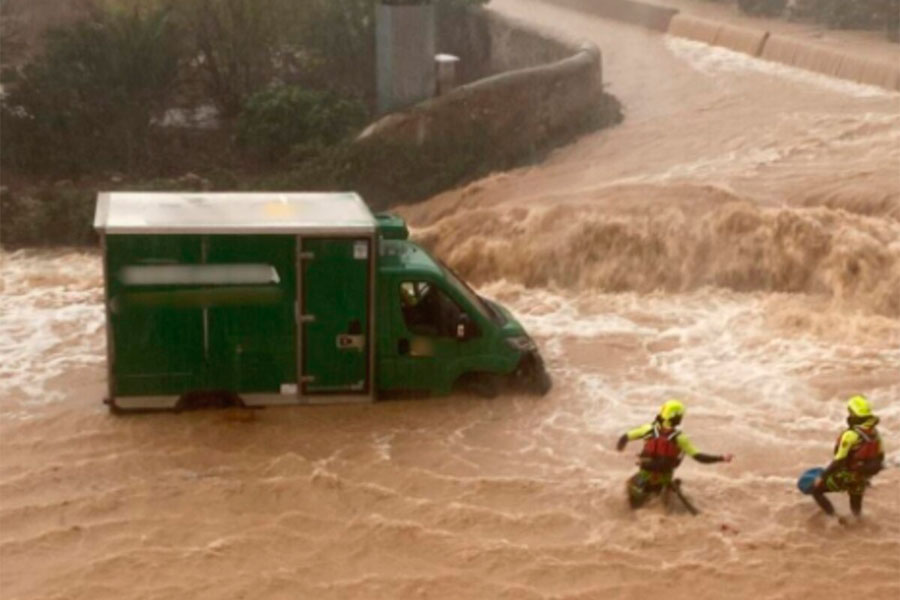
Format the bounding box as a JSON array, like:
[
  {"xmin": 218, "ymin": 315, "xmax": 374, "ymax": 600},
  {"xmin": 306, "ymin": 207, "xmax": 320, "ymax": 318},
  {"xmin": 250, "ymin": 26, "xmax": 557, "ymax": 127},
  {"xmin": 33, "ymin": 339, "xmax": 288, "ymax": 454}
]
[{"xmin": 2, "ymin": 1, "xmax": 900, "ymax": 598}]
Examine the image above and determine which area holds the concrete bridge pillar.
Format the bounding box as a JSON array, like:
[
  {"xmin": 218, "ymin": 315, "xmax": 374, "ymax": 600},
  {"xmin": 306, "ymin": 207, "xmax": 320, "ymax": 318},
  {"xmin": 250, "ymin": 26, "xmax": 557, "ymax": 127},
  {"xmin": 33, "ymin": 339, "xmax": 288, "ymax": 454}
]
[{"xmin": 376, "ymin": 0, "xmax": 436, "ymax": 113}]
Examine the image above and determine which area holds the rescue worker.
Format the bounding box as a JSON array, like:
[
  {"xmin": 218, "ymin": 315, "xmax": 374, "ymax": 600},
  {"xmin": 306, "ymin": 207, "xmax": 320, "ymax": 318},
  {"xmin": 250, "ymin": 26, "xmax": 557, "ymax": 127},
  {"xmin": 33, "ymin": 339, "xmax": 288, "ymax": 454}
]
[
  {"xmin": 811, "ymin": 395, "xmax": 885, "ymax": 520},
  {"xmin": 616, "ymin": 399, "xmax": 733, "ymax": 509}
]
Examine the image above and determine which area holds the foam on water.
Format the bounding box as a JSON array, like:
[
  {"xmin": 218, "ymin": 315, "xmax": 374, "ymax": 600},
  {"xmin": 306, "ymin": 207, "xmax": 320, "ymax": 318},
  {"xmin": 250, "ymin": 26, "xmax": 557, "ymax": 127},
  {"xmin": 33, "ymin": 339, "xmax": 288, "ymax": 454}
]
[
  {"xmin": 413, "ymin": 193, "xmax": 900, "ymax": 319},
  {"xmin": 616, "ymin": 111, "xmax": 900, "ymax": 188},
  {"xmin": 1, "ymin": 246, "xmax": 898, "ymax": 599},
  {"xmin": 490, "ymin": 285, "xmax": 900, "ymax": 447},
  {"xmin": 0, "ymin": 250, "xmax": 105, "ymax": 411},
  {"xmin": 3, "ymin": 2, "xmax": 900, "ymax": 595},
  {"xmin": 665, "ymin": 37, "xmax": 899, "ymax": 99}
]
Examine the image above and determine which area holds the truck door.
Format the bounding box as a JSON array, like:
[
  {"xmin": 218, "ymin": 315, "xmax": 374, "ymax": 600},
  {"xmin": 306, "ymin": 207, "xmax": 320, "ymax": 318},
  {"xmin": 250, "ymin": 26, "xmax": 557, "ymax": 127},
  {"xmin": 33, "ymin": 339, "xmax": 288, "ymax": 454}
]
[
  {"xmin": 107, "ymin": 234, "xmax": 206, "ymax": 397},
  {"xmin": 204, "ymin": 235, "xmax": 297, "ymax": 394},
  {"xmin": 300, "ymin": 238, "xmax": 372, "ymax": 395},
  {"xmin": 388, "ymin": 280, "xmax": 465, "ymax": 394}
]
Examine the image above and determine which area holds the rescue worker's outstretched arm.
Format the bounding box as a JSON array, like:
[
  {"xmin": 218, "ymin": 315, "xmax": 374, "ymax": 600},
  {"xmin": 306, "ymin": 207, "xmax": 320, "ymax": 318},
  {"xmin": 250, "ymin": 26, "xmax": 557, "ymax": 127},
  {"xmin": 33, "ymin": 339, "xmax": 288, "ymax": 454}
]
[
  {"xmin": 676, "ymin": 434, "xmax": 733, "ymax": 463},
  {"xmin": 693, "ymin": 453, "xmax": 733, "ymax": 464},
  {"xmin": 618, "ymin": 426, "xmax": 734, "ymax": 462},
  {"xmin": 617, "ymin": 424, "xmax": 654, "ymax": 452}
]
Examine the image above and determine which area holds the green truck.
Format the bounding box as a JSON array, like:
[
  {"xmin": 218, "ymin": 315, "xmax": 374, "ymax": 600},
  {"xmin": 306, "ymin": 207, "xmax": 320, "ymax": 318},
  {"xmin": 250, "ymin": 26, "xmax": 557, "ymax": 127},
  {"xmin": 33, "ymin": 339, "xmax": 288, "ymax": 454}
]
[{"xmin": 94, "ymin": 192, "xmax": 550, "ymax": 411}]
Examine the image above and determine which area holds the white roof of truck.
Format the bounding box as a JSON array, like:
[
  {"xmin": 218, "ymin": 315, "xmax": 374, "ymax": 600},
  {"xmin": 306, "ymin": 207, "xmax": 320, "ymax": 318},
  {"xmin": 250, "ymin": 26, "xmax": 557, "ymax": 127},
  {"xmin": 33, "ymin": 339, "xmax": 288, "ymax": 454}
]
[{"xmin": 94, "ymin": 192, "xmax": 376, "ymax": 234}]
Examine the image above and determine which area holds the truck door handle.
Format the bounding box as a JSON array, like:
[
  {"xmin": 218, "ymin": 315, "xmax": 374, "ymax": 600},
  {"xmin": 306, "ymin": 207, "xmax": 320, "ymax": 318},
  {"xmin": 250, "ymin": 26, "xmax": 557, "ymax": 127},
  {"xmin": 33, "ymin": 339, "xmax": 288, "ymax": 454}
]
[{"xmin": 398, "ymin": 338, "xmax": 410, "ymax": 356}]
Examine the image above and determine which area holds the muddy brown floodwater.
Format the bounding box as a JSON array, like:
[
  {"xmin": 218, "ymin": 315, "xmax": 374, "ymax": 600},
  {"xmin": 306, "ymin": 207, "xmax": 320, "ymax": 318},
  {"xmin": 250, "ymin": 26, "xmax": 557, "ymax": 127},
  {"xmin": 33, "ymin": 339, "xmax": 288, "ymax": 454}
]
[{"xmin": 2, "ymin": 1, "xmax": 899, "ymax": 599}]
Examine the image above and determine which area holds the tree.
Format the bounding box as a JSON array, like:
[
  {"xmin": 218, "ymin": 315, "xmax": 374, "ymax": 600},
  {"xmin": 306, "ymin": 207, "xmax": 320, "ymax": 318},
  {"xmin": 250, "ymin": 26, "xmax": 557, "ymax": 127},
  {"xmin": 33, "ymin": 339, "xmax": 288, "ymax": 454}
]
[
  {"xmin": 236, "ymin": 85, "xmax": 367, "ymax": 161},
  {"xmin": 887, "ymin": 0, "xmax": 900, "ymax": 42},
  {"xmin": 293, "ymin": 0, "xmax": 377, "ymax": 106},
  {"xmin": 274, "ymin": 0, "xmax": 491, "ymax": 111},
  {"xmin": 0, "ymin": 4, "xmax": 181, "ymax": 175},
  {"xmin": 737, "ymin": 0, "xmax": 787, "ymax": 17},
  {"xmin": 171, "ymin": 0, "xmax": 490, "ymax": 116},
  {"xmin": 0, "ymin": 0, "xmax": 28, "ymax": 71},
  {"xmin": 787, "ymin": 0, "xmax": 898, "ymax": 40},
  {"xmin": 172, "ymin": 0, "xmax": 309, "ymax": 117}
]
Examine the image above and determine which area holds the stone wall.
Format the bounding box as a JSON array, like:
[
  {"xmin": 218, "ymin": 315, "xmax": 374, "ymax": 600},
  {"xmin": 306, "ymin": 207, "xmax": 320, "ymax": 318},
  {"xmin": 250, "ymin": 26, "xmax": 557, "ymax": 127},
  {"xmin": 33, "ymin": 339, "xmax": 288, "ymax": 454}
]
[
  {"xmin": 359, "ymin": 8, "xmax": 605, "ymax": 167},
  {"xmin": 669, "ymin": 14, "xmax": 769, "ymax": 56},
  {"xmin": 376, "ymin": 3, "xmax": 437, "ymax": 113},
  {"xmin": 434, "ymin": 6, "xmax": 583, "ymax": 83},
  {"xmin": 759, "ymin": 33, "xmax": 900, "ymax": 90}
]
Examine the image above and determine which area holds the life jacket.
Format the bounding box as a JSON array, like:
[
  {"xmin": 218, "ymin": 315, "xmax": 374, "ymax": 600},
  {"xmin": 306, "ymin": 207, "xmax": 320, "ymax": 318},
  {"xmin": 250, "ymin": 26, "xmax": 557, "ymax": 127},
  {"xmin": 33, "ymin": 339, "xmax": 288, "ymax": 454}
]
[
  {"xmin": 639, "ymin": 424, "xmax": 683, "ymax": 473},
  {"xmin": 835, "ymin": 426, "xmax": 883, "ymax": 476}
]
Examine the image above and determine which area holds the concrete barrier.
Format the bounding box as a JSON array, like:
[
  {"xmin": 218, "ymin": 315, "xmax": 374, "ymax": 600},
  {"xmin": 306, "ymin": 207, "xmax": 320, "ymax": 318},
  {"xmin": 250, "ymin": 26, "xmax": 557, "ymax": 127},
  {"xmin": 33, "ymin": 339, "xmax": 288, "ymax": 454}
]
[
  {"xmin": 838, "ymin": 53, "xmax": 900, "ymax": 90},
  {"xmin": 668, "ymin": 14, "xmax": 721, "ymax": 45},
  {"xmin": 354, "ymin": 8, "xmax": 609, "ymax": 207},
  {"xmin": 483, "ymin": 12, "xmax": 576, "ymax": 73},
  {"xmin": 763, "ymin": 33, "xmax": 900, "ymax": 90},
  {"xmin": 759, "ymin": 33, "xmax": 802, "ymax": 65},
  {"xmin": 365, "ymin": 6, "xmax": 604, "ymax": 152},
  {"xmin": 538, "ymin": 0, "xmax": 678, "ymax": 32},
  {"xmin": 835, "ymin": 53, "xmax": 866, "ymax": 84},
  {"xmin": 359, "ymin": 41, "xmax": 602, "ymax": 152},
  {"xmin": 791, "ymin": 42, "xmax": 844, "ymax": 77},
  {"xmin": 714, "ymin": 23, "xmax": 769, "ymax": 57},
  {"xmin": 436, "ymin": 5, "xmax": 575, "ymax": 84},
  {"xmin": 669, "ymin": 15, "xmax": 767, "ymax": 57}
]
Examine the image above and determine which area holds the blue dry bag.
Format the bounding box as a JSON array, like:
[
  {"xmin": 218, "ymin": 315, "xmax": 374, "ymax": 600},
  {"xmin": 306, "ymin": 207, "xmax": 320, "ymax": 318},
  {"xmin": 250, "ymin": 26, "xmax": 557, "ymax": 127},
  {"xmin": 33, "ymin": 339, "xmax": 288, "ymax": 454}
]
[{"xmin": 797, "ymin": 467, "xmax": 825, "ymax": 494}]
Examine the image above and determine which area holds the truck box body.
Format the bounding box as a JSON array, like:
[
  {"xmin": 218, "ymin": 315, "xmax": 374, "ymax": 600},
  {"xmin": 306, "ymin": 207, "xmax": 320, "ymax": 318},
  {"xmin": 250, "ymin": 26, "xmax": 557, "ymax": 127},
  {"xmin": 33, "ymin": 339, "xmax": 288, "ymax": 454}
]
[{"xmin": 95, "ymin": 192, "xmax": 549, "ymax": 411}]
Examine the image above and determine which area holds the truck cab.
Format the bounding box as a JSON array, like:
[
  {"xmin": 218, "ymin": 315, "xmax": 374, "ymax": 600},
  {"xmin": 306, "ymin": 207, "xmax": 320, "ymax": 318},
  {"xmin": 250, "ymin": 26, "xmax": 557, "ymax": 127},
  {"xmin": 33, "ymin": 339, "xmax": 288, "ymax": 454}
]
[{"xmin": 375, "ymin": 217, "xmax": 550, "ymax": 397}]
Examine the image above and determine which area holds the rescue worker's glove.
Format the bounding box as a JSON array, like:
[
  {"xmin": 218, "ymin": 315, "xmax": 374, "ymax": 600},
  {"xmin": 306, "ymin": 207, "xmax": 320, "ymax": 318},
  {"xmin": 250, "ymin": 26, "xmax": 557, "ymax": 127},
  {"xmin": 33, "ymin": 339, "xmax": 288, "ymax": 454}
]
[{"xmin": 616, "ymin": 434, "xmax": 628, "ymax": 452}]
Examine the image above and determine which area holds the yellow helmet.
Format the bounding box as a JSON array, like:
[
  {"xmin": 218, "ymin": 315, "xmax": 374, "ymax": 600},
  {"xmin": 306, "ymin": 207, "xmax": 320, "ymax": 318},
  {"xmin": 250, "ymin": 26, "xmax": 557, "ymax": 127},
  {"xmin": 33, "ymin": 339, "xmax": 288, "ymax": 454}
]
[
  {"xmin": 847, "ymin": 395, "xmax": 872, "ymax": 418},
  {"xmin": 659, "ymin": 399, "xmax": 685, "ymax": 422}
]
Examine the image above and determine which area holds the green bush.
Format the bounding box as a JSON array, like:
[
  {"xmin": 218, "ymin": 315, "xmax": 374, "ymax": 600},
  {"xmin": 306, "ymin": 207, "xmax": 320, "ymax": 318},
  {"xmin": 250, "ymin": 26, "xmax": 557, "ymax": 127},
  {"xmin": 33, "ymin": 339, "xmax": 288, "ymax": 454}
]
[
  {"xmin": 0, "ymin": 6, "xmax": 181, "ymax": 177},
  {"xmin": 0, "ymin": 186, "xmax": 97, "ymax": 248},
  {"xmin": 788, "ymin": 0, "xmax": 897, "ymax": 32},
  {"xmin": 236, "ymin": 86, "xmax": 367, "ymax": 161},
  {"xmin": 815, "ymin": 0, "xmax": 884, "ymax": 29},
  {"xmin": 737, "ymin": 0, "xmax": 787, "ymax": 17},
  {"xmin": 173, "ymin": 0, "xmax": 310, "ymax": 117},
  {"xmin": 889, "ymin": 0, "xmax": 900, "ymax": 42}
]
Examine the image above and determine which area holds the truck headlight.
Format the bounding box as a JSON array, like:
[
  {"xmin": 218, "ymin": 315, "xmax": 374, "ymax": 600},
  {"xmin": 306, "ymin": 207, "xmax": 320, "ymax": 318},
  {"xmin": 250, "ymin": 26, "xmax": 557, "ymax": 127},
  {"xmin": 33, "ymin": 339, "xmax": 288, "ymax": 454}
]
[{"xmin": 505, "ymin": 336, "xmax": 536, "ymax": 352}]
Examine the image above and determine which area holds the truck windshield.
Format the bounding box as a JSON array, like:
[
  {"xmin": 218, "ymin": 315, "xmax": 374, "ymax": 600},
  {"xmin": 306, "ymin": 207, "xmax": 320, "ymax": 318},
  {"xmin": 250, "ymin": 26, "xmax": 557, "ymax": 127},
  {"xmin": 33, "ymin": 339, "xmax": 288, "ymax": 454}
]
[{"xmin": 435, "ymin": 258, "xmax": 505, "ymax": 325}]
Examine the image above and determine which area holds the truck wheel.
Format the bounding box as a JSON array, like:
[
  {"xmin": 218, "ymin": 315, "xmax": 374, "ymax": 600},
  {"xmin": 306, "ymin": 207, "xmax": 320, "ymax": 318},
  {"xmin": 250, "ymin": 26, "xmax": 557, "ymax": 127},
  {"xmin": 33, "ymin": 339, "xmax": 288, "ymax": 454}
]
[
  {"xmin": 458, "ymin": 373, "xmax": 500, "ymax": 399},
  {"xmin": 532, "ymin": 368, "xmax": 552, "ymax": 396},
  {"xmin": 176, "ymin": 390, "xmax": 244, "ymax": 412},
  {"xmin": 517, "ymin": 354, "xmax": 552, "ymax": 396}
]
